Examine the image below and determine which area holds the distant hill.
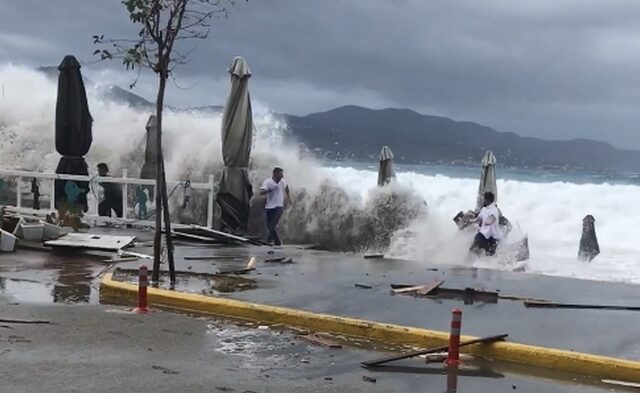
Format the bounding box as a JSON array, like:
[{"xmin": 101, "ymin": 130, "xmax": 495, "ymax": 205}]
[
  {"xmin": 286, "ymin": 105, "xmax": 640, "ymax": 173},
  {"xmin": 37, "ymin": 66, "xmax": 640, "ymax": 173}
]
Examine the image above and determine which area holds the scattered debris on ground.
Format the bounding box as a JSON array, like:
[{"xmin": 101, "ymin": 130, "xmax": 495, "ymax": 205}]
[
  {"xmin": 389, "ymin": 280, "xmax": 444, "ymax": 296},
  {"xmin": 362, "ymin": 334, "xmax": 508, "ymax": 367},
  {"xmin": 354, "ymin": 283, "xmax": 373, "ymax": 289}
]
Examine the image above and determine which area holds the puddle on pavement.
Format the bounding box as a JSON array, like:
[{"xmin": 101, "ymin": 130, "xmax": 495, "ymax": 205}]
[
  {"xmin": 112, "ymin": 268, "xmax": 258, "ymax": 295},
  {"xmin": 0, "ymin": 251, "xmax": 102, "ymax": 304}
]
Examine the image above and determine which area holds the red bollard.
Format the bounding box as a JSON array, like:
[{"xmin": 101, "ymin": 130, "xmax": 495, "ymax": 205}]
[
  {"xmin": 446, "ymin": 308, "xmax": 462, "ymax": 365},
  {"xmin": 132, "ymin": 265, "xmax": 149, "ymax": 314}
]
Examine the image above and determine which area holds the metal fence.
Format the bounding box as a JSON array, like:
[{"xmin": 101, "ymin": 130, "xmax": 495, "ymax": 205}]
[{"xmin": 0, "ymin": 169, "xmax": 216, "ymax": 228}]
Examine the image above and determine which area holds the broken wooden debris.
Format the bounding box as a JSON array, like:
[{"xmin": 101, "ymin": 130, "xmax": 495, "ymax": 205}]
[
  {"xmin": 389, "ymin": 280, "xmax": 444, "ymax": 296},
  {"xmin": 362, "ymin": 365, "xmax": 504, "ymax": 378},
  {"xmin": 524, "ymin": 300, "xmax": 640, "ymax": 311},
  {"xmin": 364, "ymin": 253, "xmax": 385, "ymax": 259},
  {"xmin": 0, "ymin": 318, "xmax": 51, "ymax": 324},
  {"xmin": 389, "ymin": 284, "xmax": 547, "ymax": 303},
  {"xmin": 354, "ymin": 283, "xmax": 373, "ymax": 289},
  {"xmin": 601, "ymin": 379, "xmax": 640, "ymax": 389},
  {"xmin": 297, "ymin": 333, "xmax": 342, "ymax": 349},
  {"xmin": 362, "ymin": 376, "xmax": 377, "ymax": 383},
  {"xmin": 172, "ymin": 225, "xmax": 261, "ymax": 246},
  {"xmin": 423, "ymin": 352, "xmax": 474, "ymax": 364},
  {"xmin": 362, "ymin": 334, "xmax": 508, "ymax": 367}
]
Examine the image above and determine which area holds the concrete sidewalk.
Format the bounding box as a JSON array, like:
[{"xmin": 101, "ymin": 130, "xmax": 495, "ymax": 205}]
[{"xmin": 0, "ymin": 301, "xmax": 612, "ymax": 393}]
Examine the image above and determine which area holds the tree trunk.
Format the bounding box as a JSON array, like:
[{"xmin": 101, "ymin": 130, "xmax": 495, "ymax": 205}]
[
  {"xmin": 151, "ymin": 68, "xmax": 168, "ymax": 286},
  {"xmin": 161, "ymin": 160, "xmax": 176, "ymax": 285}
]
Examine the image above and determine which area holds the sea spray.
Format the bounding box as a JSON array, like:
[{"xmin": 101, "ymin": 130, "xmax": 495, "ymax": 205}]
[{"xmin": 4, "ymin": 64, "xmax": 640, "ymax": 283}]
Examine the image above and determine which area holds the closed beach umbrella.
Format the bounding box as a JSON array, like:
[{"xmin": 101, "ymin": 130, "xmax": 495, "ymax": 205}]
[
  {"xmin": 140, "ymin": 115, "xmax": 158, "ymax": 180},
  {"xmin": 54, "ymin": 55, "xmax": 92, "ymax": 211},
  {"xmin": 216, "ymin": 57, "xmax": 254, "ymax": 233},
  {"xmin": 377, "ymin": 146, "xmax": 395, "ymax": 186},
  {"xmin": 476, "ymin": 150, "xmax": 497, "ymax": 211}
]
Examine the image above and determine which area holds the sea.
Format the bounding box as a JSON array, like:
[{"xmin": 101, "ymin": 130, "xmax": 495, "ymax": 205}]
[{"xmin": 1, "ymin": 63, "xmax": 639, "ymax": 285}]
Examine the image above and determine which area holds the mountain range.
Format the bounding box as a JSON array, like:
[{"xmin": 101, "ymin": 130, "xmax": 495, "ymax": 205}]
[{"xmin": 38, "ymin": 67, "xmax": 640, "ymax": 173}]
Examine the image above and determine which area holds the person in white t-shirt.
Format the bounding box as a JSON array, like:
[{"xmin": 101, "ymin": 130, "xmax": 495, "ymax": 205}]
[
  {"xmin": 469, "ymin": 191, "xmax": 502, "ymax": 256},
  {"xmin": 260, "ymin": 167, "xmax": 291, "ymax": 246}
]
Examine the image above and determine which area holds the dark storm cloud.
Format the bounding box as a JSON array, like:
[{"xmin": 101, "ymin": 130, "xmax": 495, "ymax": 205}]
[{"xmin": 2, "ymin": 0, "xmax": 640, "ymax": 147}]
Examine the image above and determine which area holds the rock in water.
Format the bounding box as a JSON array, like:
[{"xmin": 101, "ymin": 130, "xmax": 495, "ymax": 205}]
[{"xmin": 578, "ymin": 215, "xmax": 600, "ymax": 262}]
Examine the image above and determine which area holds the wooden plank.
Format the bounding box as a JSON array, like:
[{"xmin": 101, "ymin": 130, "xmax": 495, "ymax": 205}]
[
  {"xmin": 0, "ymin": 318, "xmax": 50, "ymax": 324},
  {"xmin": 362, "ymin": 334, "xmax": 508, "ymax": 367},
  {"xmin": 390, "ymin": 284, "xmax": 501, "ymax": 302},
  {"xmin": 354, "ymin": 283, "xmax": 373, "ymax": 289},
  {"xmin": 297, "ymin": 333, "xmax": 342, "ymax": 349},
  {"xmin": 390, "ymin": 280, "xmax": 444, "ymax": 296},
  {"xmin": 416, "ymin": 280, "xmax": 446, "ymax": 296},
  {"xmin": 524, "ymin": 300, "xmax": 640, "ymax": 311}
]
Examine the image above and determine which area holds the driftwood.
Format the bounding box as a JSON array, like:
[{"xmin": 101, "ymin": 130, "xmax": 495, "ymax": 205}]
[{"xmin": 362, "ymin": 334, "xmax": 508, "ymax": 367}]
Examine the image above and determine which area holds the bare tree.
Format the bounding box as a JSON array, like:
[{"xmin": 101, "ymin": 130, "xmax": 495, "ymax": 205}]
[{"xmin": 94, "ymin": 0, "xmax": 237, "ymax": 286}]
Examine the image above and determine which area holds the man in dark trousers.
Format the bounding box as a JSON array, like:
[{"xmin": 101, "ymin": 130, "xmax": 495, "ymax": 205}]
[
  {"xmin": 260, "ymin": 167, "xmax": 291, "ymax": 246},
  {"xmin": 96, "ymin": 163, "xmax": 123, "ymax": 218}
]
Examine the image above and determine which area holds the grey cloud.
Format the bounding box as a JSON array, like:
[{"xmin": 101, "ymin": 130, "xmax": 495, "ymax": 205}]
[{"xmin": 2, "ymin": 0, "xmax": 640, "ymax": 147}]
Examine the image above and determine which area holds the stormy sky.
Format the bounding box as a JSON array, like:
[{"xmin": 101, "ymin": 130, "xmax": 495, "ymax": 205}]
[{"xmin": 2, "ymin": 0, "xmax": 640, "ymax": 148}]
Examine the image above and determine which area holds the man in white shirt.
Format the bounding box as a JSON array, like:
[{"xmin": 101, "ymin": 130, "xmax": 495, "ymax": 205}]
[
  {"xmin": 469, "ymin": 191, "xmax": 502, "ymax": 256},
  {"xmin": 260, "ymin": 167, "xmax": 291, "ymax": 246}
]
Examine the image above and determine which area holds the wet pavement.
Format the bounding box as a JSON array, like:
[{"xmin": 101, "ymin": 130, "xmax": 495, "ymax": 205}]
[
  {"xmin": 111, "ymin": 239, "xmax": 640, "ymax": 361},
  {"xmin": 0, "ymin": 299, "xmax": 618, "ymax": 393},
  {"xmin": 1, "ymin": 227, "xmax": 639, "ymax": 391}
]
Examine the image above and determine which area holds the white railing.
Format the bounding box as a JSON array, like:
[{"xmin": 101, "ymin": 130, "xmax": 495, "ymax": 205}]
[{"xmin": 0, "ymin": 169, "xmax": 216, "ymax": 228}]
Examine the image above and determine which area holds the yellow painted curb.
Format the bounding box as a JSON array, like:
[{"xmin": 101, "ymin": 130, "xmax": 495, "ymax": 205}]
[{"xmin": 101, "ymin": 273, "xmax": 640, "ymax": 380}]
